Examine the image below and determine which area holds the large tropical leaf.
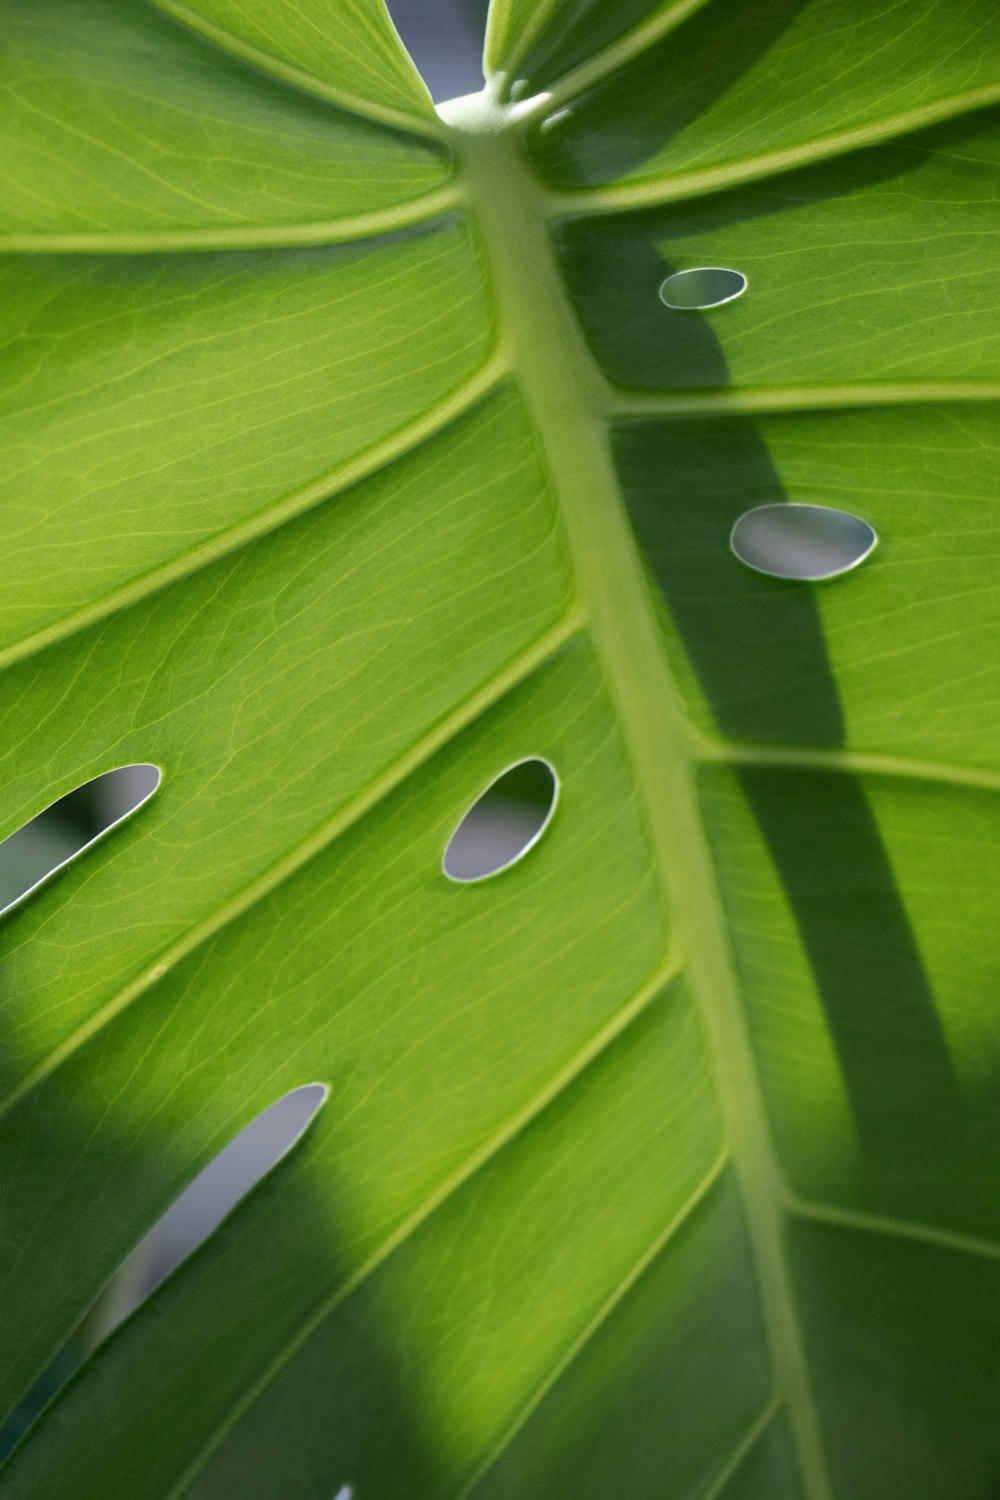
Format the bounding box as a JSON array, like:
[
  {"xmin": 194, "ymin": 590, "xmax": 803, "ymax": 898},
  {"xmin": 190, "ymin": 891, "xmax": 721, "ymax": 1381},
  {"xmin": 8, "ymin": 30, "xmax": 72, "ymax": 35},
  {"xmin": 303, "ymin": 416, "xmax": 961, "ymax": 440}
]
[{"xmin": 2, "ymin": 0, "xmax": 1000, "ymax": 1494}]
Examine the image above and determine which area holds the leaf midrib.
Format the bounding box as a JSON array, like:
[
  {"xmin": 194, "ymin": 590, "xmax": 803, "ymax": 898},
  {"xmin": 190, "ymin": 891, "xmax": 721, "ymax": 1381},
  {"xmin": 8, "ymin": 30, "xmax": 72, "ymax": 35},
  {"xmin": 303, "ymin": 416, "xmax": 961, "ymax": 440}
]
[{"xmin": 448, "ymin": 99, "xmax": 835, "ymax": 1500}]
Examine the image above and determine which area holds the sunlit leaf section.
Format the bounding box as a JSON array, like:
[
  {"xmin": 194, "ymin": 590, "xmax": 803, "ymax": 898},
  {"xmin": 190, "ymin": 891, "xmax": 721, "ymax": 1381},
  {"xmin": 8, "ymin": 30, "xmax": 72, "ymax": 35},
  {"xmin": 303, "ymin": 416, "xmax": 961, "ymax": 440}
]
[{"xmin": 0, "ymin": 0, "xmax": 450, "ymax": 243}]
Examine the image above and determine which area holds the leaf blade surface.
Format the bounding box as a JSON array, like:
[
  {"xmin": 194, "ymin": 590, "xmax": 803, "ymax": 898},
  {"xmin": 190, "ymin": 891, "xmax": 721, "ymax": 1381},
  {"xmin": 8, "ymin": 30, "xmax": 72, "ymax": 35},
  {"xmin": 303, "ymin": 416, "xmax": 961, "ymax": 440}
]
[{"xmin": 2, "ymin": 2, "xmax": 1000, "ymax": 1496}]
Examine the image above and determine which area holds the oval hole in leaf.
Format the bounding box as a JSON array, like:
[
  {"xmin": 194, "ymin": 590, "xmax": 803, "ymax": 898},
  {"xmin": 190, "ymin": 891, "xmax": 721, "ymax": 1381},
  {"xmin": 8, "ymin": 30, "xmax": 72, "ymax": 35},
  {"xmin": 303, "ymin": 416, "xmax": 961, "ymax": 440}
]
[
  {"xmin": 731, "ymin": 503, "xmax": 878, "ymax": 581},
  {"xmin": 0, "ymin": 764, "xmax": 161, "ymax": 914},
  {"xmin": 659, "ymin": 267, "xmax": 747, "ymax": 309},
  {"xmin": 443, "ymin": 758, "xmax": 558, "ymax": 883}
]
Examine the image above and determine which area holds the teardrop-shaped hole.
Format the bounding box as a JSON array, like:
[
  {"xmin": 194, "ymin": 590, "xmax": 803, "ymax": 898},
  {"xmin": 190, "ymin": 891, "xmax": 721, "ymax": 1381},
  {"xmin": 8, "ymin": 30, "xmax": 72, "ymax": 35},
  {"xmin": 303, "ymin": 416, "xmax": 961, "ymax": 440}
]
[
  {"xmin": 0, "ymin": 764, "xmax": 161, "ymax": 914},
  {"xmin": 731, "ymin": 504, "xmax": 878, "ymax": 581},
  {"xmin": 659, "ymin": 267, "xmax": 747, "ymax": 310},
  {"xmin": 443, "ymin": 758, "xmax": 558, "ymax": 883}
]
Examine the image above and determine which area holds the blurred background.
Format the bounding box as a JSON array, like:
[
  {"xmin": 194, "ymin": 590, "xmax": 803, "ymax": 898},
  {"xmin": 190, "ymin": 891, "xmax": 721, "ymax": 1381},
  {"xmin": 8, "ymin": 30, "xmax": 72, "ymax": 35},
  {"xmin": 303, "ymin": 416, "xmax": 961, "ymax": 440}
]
[
  {"xmin": 388, "ymin": 0, "xmax": 488, "ymax": 101},
  {"xmin": 0, "ymin": 0, "xmax": 535, "ymax": 1461}
]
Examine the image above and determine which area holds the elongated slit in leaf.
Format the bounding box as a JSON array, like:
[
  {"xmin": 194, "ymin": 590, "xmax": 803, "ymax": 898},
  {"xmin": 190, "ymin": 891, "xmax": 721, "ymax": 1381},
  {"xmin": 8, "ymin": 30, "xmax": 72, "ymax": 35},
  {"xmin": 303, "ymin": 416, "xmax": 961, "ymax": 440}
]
[
  {"xmin": 0, "ymin": 765, "xmax": 161, "ymax": 915},
  {"xmin": 101, "ymin": 1083, "xmax": 329, "ymax": 1337},
  {"xmin": 0, "ymin": 1085, "xmax": 329, "ymax": 1461}
]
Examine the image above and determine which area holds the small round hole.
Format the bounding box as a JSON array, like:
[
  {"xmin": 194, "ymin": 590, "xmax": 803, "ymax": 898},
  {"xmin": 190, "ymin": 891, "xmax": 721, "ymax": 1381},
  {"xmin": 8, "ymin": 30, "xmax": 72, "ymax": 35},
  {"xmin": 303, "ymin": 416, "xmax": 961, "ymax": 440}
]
[
  {"xmin": 659, "ymin": 267, "xmax": 747, "ymax": 310},
  {"xmin": 731, "ymin": 504, "xmax": 878, "ymax": 581},
  {"xmin": 443, "ymin": 758, "xmax": 558, "ymax": 883}
]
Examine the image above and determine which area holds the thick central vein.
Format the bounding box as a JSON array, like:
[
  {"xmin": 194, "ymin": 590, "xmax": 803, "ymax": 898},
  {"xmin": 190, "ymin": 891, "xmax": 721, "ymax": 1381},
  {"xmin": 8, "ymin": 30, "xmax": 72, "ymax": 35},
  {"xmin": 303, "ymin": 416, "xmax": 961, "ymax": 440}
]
[{"xmin": 446, "ymin": 97, "xmax": 834, "ymax": 1500}]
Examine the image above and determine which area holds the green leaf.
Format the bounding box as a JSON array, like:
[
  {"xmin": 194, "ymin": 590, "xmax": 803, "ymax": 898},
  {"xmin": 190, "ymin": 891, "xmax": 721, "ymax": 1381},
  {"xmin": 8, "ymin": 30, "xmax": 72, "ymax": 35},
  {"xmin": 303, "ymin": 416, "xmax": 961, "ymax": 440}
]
[
  {"xmin": 145, "ymin": 0, "xmax": 438, "ymax": 128},
  {"xmin": 0, "ymin": 0, "xmax": 452, "ymax": 250},
  {"xmin": 522, "ymin": 0, "xmax": 1000, "ymax": 193},
  {"xmin": 485, "ymin": 0, "xmax": 709, "ymax": 102},
  {"xmin": 2, "ymin": 2, "xmax": 1000, "ymax": 1497}
]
